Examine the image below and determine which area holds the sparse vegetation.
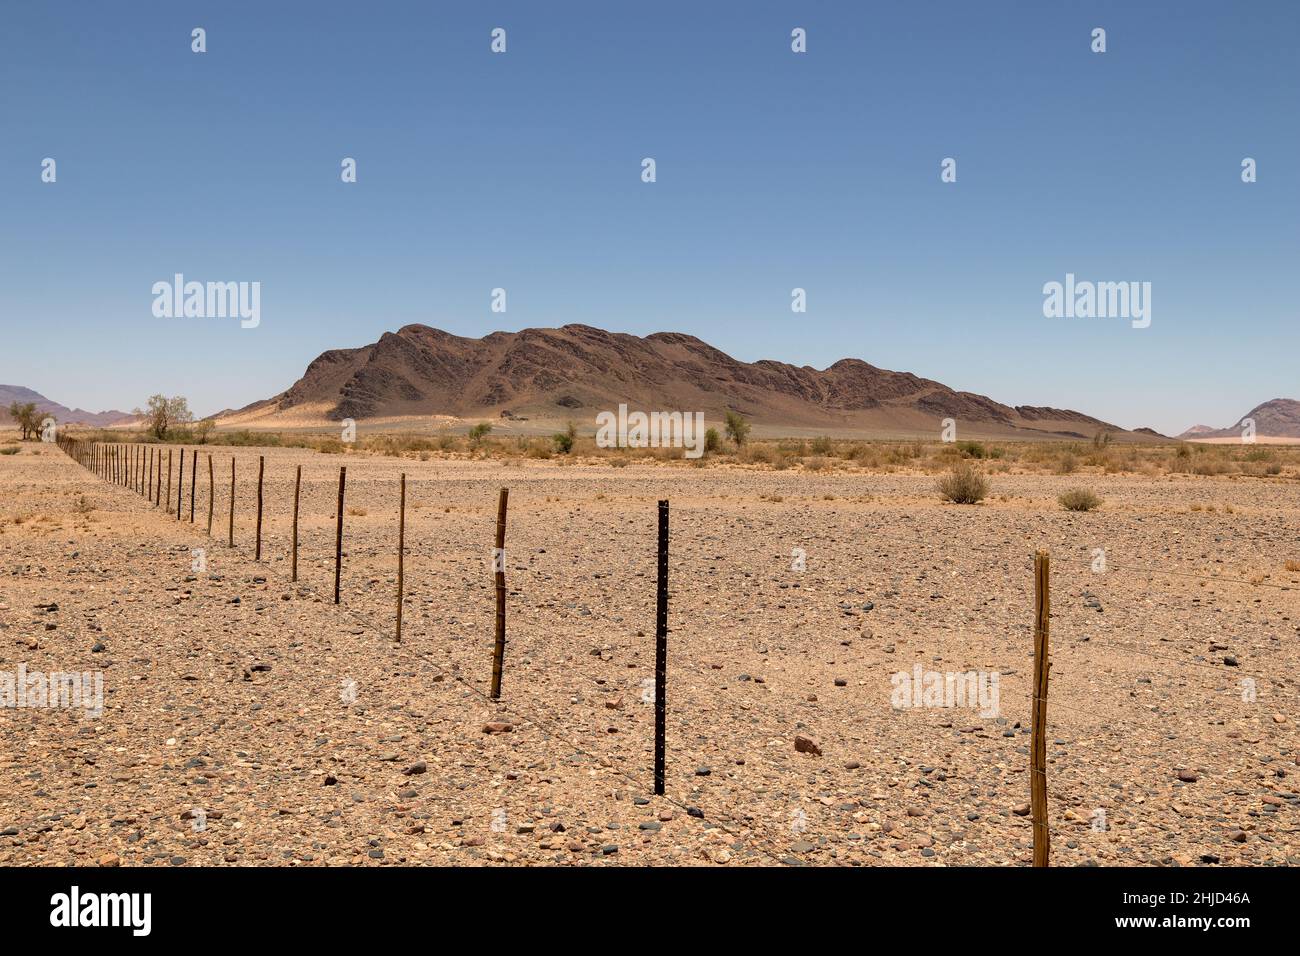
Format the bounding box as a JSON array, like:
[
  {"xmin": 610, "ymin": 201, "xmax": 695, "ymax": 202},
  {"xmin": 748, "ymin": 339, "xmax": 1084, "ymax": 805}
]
[
  {"xmin": 937, "ymin": 461, "xmax": 990, "ymax": 504},
  {"xmin": 724, "ymin": 411, "xmax": 750, "ymax": 447},
  {"xmin": 552, "ymin": 421, "xmax": 576, "ymax": 454},
  {"xmin": 1058, "ymin": 488, "xmax": 1103, "ymax": 512},
  {"xmin": 135, "ymin": 395, "xmax": 192, "ymax": 440},
  {"xmin": 6, "ymin": 402, "xmax": 45, "ymax": 440}
]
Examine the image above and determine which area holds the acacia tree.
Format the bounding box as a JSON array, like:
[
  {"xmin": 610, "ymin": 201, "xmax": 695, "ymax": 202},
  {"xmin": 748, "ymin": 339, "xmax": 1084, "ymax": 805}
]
[
  {"xmin": 7, "ymin": 401, "xmax": 41, "ymax": 440},
  {"xmin": 724, "ymin": 410, "xmax": 751, "ymax": 447},
  {"xmin": 135, "ymin": 395, "xmax": 192, "ymax": 440}
]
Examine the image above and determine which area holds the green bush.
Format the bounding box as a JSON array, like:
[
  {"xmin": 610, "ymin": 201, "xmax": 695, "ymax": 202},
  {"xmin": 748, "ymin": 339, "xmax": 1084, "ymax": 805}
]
[{"xmin": 552, "ymin": 421, "xmax": 576, "ymax": 454}]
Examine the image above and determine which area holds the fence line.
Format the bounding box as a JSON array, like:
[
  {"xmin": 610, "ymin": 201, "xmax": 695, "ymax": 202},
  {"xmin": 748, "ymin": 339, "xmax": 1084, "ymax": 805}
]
[{"xmin": 49, "ymin": 434, "xmax": 1296, "ymax": 866}]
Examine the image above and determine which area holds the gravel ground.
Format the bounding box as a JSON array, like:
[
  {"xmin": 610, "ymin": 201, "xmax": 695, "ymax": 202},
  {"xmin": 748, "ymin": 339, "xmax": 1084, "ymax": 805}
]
[{"xmin": 1, "ymin": 443, "xmax": 1297, "ymax": 866}]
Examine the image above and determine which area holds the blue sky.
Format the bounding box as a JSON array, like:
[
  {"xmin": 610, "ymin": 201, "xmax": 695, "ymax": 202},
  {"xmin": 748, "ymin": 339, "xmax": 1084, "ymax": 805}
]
[{"xmin": 2, "ymin": 1, "xmax": 1296, "ymax": 434}]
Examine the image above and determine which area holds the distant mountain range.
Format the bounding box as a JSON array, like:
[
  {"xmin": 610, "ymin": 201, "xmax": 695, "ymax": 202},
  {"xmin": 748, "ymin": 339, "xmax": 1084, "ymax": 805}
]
[
  {"xmin": 219, "ymin": 323, "xmax": 1147, "ymax": 441},
  {"xmin": 0, "ymin": 385, "xmax": 134, "ymax": 427},
  {"xmin": 1179, "ymin": 399, "xmax": 1300, "ymax": 440}
]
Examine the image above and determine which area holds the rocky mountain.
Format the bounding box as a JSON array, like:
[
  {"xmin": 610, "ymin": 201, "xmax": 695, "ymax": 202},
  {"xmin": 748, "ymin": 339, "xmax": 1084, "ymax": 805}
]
[
  {"xmin": 0, "ymin": 385, "xmax": 134, "ymax": 427},
  {"xmin": 223, "ymin": 324, "xmax": 1142, "ymax": 440},
  {"xmin": 1179, "ymin": 399, "xmax": 1300, "ymax": 440}
]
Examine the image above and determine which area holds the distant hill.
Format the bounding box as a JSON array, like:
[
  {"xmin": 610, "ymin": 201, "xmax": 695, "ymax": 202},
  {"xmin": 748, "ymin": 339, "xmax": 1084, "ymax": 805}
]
[
  {"xmin": 1180, "ymin": 399, "xmax": 1300, "ymax": 440},
  {"xmin": 219, "ymin": 323, "xmax": 1150, "ymax": 441},
  {"xmin": 0, "ymin": 385, "xmax": 135, "ymax": 427}
]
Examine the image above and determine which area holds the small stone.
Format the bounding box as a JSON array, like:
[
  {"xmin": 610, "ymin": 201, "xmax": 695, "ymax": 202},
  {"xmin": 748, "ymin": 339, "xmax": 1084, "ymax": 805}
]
[
  {"xmin": 1176, "ymin": 770, "xmax": 1199, "ymax": 783},
  {"xmin": 402, "ymin": 761, "xmax": 427, "ymax": 776},
  {"xmin": 483, "ymin": 722, "xmax": 514, "ymax": 735},
  {"xmin": 794, "ymin": 735, "xmax": 822, "ymax": 756},
  {"xmin": 1012, "ymin": 804, "xmax": 1031, "ymax": 816},
  {"xmin": 98, "ymin": 853, "xmax": 120, "ymax": 867}
]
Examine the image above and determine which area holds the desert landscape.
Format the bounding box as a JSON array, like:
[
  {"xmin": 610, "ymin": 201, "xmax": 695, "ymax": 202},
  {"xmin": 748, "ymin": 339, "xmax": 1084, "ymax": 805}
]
[{"xmin": 3, "ymin": 429, "xmax": 1297, "ymax": 867}]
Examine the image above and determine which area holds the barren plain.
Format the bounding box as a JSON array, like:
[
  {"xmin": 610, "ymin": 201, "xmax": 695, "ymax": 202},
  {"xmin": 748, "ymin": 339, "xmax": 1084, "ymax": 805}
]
[{"xmin": 2, "ymin": 441, "xmax": 1298, "ymax": 866}]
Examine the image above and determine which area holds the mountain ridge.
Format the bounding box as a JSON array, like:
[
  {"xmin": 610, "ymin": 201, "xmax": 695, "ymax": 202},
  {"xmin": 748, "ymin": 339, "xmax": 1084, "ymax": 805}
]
[
  {"xmin": 0, "ymin": 385, "xmax": 134, "ymax": 428},
  {"xmin": 220, "ymin": 323, "xmax": 1147, "ymax": 440},
  {"xmin": 1179, "ymin": 399, "xmax": 1300, "ymax": 440}
]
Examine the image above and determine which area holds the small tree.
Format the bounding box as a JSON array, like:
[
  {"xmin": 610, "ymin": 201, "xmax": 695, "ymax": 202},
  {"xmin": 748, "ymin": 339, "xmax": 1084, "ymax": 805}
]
[
  {"xmin": 468, "ymin": 422, "xmax": 492, "ymax": 446},
  {"xmin": 552, "ymin": 421, "xmax": 576, "ymax": 454},
  {"xmin": 724, "ymin": 410, "xmax": 750, "ymax": 447},
  {"xmin": 135, "ymin": 394, "xmax": 192, "ymax": 440},
  {"xmin": 7, "ymin": 401, "xmax": 41, "ymax": 440},
  {"xmin": 193, "ymin": 419, "xmax": 215, "ymax": 444},
  {"xmin": 704, "ymin": 427, "xmax": 721, "ymax": 454}
]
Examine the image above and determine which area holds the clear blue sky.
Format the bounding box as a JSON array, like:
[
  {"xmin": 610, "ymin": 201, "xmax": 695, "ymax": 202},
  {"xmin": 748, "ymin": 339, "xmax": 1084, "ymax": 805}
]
[{"xmin": 2, "ymin": 1, "xmax": 1296, "ymax": 434}]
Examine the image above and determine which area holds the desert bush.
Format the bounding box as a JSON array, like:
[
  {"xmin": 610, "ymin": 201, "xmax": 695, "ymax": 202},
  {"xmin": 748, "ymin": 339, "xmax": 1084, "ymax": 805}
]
[
  {"xmin": 956, "ymin": 440, "xmax": 987, "ymax": 459},
  {"xmin": 704, "ymin": 427, "xmax": 721, "ymax": 454},
  {"xmin": 468, "ymin": 422, "xmax": 492, "ymax": 445},
  {"xmin": 552, "ymin": 421, "xmax": 576, "ymax": 454},
  {"xmin": 1054, "ymin": 452, "xmax": 1077, "ymax": 475},
  {"xmin": 724, "ymin": 411, "xmax": 750, "ymax": 447},
  {"xmin": 802, "ymin": 455, "xmax": 828, "ymax": 471},
  {"xmin": 937, "ymin": 461, "xmax": 989, "ymax": 504},
  {"xmin": 810, "ymin": 435, "xmax": 833, "ymax": 455},
  {"xmin": 1058, "ymin": 488, "xmax": 1103, "ymax": 511},
  {"xmin": 0, "ymin": 446, "xmax": 18, "ymax": 456}
]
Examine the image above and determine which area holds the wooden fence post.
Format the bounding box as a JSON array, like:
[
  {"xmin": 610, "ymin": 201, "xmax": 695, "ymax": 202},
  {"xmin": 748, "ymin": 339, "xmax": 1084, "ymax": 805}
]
[
  {"xmin": 291, "ymin": 465, "xmax": 301, "ymax": 582},
  {"xmin": 177, "ymin": 447, "xmax": 184, "ymax": 521},
  {"xmin": 396, "ymin": 473, "xmax": 406, "ymax": 642},
  {"xmin": 333, "ymin": 466, "xmax": 346, "ymax": 604},
  {"xmin": 228, "ymin": 457, "xmax": 235, "ymax": 548},
  {"xmin": 654, "ymin": 499, "xmax": 669, "ymax": 796},
  {"xmin": 1031, "ymin": 549, "xmax": 1052, "ymax": 868},
  {"xmin": 489, "ymin": 487, "xmax": 509, "ymax": 699},
  {"xmin": 254, "ymin": 455, "xmax": 265, "ymax": 560},
  {"xmin": 190, "ymin": 449, "xmax": 197, "ymax": 522},
  {"xmin": 147, "ymin": 447, "xmax": 154, "ymax": 501},
  {"xmin": 207, "ymin": 454, "xmax": 214, "ymax": 535},
  {"xmin": 166, "ymin": 450, "xmax": 173, "ymax": 514}
]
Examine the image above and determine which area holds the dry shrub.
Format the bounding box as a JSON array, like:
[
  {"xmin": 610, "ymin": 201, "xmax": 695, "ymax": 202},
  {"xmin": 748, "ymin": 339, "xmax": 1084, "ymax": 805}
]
[
  {"xmin": 1058, "ymin": 488, "xmax": 1102, "ymax": 512},
  {"xmin": 937, "ymin": 461, "xmax": 989, "ymax": 504}
]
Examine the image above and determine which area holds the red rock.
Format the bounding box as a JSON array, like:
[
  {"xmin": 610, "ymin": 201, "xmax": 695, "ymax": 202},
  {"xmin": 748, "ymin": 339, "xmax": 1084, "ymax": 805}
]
[{"xmin": 794, "ymin": 735, "xmax": 822, "ymax": 756}]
